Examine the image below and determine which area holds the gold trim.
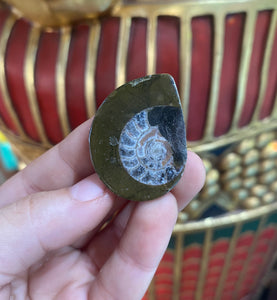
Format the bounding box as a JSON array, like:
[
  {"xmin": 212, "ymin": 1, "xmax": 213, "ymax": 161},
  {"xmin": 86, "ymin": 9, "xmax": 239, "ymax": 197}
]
[
  {"xmin": 179, "ymin": 14, "xmax": 192, "ymax": 124},
  {"xmin": 195, "ymin": 227, "xmax": 212, "ymax": 300},
  {"xmin": 214, "ymin": 222, "xmax": 242, "ymax": 300},
  {"xmin": 251, "ymin": 9, "xmax": 277, "ymax": 123},
  {"xmin": 56, "ymin": 27, "xmax": 71, "ymax": 137},
  {"xmin": 115, "ymin": 16, "xmax": 131, "ymax": 87},
  {"xmin": 233, "ymin": 214, "xmax": 268, "ymax": 299},
  {"xmin": 146, "ymin": 14, "xmax": 157, "ymax": 75},
  {"xmin": 172, "ymin": 233, "xmax": 183, "ymax": 299},
  {"xmin": 203, "ymin": 12, "xmax": 225, "ymax": 140},
  {"xmin": 85, "ymin": 20, "xmax": 100, "ymax": 118},
  {"xmin": 0, "ymin": 15, "xmax": 26, "ymax": 137},
  {"xmin": 272, "ymin": 89, "xmax": 277, "ymax": 119},
  {"xmin": 148, "ymin": 278, "xmax": 155, "ymax": 300},
  {"xmin": 230, "ymin": 10, "xmax": 257, "ymax": 131},
  {"xmin": 24, "ymin": 25, "xmax": 50, "ymax": 146},
  {"xmin": 174, "ymin": 201, "xmax": 277, "ymax": 233}
]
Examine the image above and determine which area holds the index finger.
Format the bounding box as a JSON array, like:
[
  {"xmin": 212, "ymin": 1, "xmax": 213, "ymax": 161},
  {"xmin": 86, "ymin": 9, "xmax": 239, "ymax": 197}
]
[{"xmin": 0, "ymin": 118, "xmax": 94, "ymax": 207}]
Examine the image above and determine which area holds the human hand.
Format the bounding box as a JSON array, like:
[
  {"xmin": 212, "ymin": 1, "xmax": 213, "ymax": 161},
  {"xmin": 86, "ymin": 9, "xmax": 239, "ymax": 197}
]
[{"xmin": 0, "ymin": 119, "xmax": 205, "ymax": 299}]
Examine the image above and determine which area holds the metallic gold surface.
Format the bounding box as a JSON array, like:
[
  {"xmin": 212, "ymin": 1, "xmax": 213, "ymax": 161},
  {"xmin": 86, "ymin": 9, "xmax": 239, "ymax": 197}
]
[
  {"xmin": 56, "ymin": 27, "xmax": 71, "ymax": 137},
  {"xmin": 85, "ymin": 21, "xmax": 100, "ymax": 118},
  {"xmin": 203, "ymin": 12, "xmax": 224, "ymax": 140},
  {"xmin": 24, "ymin": 26, "xmax": 50, "ymax": 146},
  {"xmin": 116, "ymin": 16, "xmax": 131, "ymax": 87},
  {"xmin": 251, "ymin": 9, "xmax": 277, "ymax": 123},
  {"xmin": 2, "ymin": 0, "xmax": 117, "ymax": 27},
  {"xmin": 230, "ymin": 10, "xmax": 256, "ymax": 132},
  {"xmin": 0, "ymin": 15, "xmax": 27, "ymax": 138},
  {"xmin": 146, "ymin": 15, "xmax": 157, "ymax": 75},
  {"xmin": 195, "ymin": 227, "xmax": 212, "ymax": 300}
]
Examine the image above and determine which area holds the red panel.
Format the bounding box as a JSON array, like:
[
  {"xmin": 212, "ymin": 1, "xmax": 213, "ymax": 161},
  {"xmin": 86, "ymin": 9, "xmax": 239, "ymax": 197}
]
[
  {"xmin": 260, "ymin": 23, "xmax": 277, "ymax": 119},
  {"xmin": 259, "ymin": 226, "xmax": 276, "ymax": 239},
  {"xmin": 210, "ymin": 239, "xmax": 229, "ymax": 254},
  {"xmin": 35, "ymin": 30, "xmax": 63, "ymax": 144},
  {"xmin": 239, "ymin": 10, "xmax": 272, "ymax": 127},
  {"xmin": 127, "ymin": 18, "xmax": 147, "ymax": 81},
  {"xmin": 0, "ymin": 10, "xmax": 18, "ymax": 133},
  {"xmin": 66, "ymin": 24, "xmax": 89, "ymax": 128},
  {"xmin": 5, "ymin": 19, "xmax": 40, "ymax": 141},
  {"xmin": 95, "ymin": 17, "xmax": 120, "ymax": 107},
  {"xmin": 156, "ymin": 16, "xmax": 180, "ymax": 88},
  {"xmin": 187, "ymin": 16, "xmax": 213, "ymax": 141},
  {"xmin": 236, "ymin": 232, "xmax": 254, "ymax": 247},
  {"xmin": 215, "ymin": 13, "xmax": 245, "ymax": 136},
  {"xmin": 183, "ymin": 246, "xmax": 202, "ymax": 259}
]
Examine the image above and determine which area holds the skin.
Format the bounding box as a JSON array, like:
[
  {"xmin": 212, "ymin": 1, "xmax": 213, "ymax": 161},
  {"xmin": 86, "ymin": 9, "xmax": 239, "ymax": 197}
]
[{"xmin": 0, "ymin": 118, "xmax": 205, "ymax": 300}]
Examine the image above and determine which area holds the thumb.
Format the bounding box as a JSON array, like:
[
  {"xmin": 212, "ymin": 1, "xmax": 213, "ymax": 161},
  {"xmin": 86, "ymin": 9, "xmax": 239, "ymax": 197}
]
[{"xmin": 0, "ymin": 174, "xmax": 118, "ymax": 286}]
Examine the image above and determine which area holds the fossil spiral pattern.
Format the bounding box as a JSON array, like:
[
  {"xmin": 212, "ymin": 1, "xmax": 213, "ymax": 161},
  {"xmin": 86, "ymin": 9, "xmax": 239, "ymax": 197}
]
[{"xmin": 119, "ymin": 107, "xmax": 182, "ymax": 186}]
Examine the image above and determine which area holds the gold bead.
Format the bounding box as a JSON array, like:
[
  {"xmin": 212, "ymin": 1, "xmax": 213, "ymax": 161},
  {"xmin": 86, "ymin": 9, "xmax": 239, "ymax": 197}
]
[
  {"xmin": 203, "ymin": 159, "xmax": 212, "ymax": 172},
  {"xmin": 257, "ymin": 132, "xmax": 276, "ymax": 149},
  {"xmin": 224, "ymin": 178, "xmax": 242, "ymax": 191},
  {"xmin": 259, "ymin": 160, "xmax": 275, "ymax": 173},
  {"xmin": 233, "ymin": 189, "xmax": 249, "ymax": 201},
  {"xmin": 251, "ymin": 185, "xmax": 268, "ymax": 198},
  {"xmin": 261, "ymin": 142, "xmax": 277, "ymax": 159},
  {"xmin": 220, "ymin": 153, "xmax": 241, "ymax": 170},
  {"xmin": 242, "ymin": 163, "xmax": 259, "ymax": 177},
  {"xmin": 243, "ymin": 149, "xmax": 259, "ymax": 165},
  {"xmin": 222, "ymin": 166, "xmax": 242, "ymax": 181},
  {"xmin": 178, "ymin": 212, "xmax": 189, "ymax": 223},
  {"xmin": 270, "ymin": 181, "xmax": 277, "ymax": 193},
  {"xmin": 200, "ymin": 184, "xmax": 220, "ymax": 198},
  {"xmin": 262, "ymin": 192, "xmax": 276, "ymax": 205},
  {"xmin": 206, "ymin": 169, "xmax": 220, "ymax": 185},
  {"xmin": 186, "ymin": 199, "xmax": 201, "ymax": 212},
  {"xmin": 259, "ymin": 169, "xmax": 277, "ymax": 185},
  {"xmin": 242, "ymin": 197, "xmax": 261, "ymax": 209},
  {"xmin": 236, "ymin": 139, "xmax": 255, "ymax": 155},
  {"xmin": 243, "ymin": 177, "xmax": 257, "ymax": 189}
]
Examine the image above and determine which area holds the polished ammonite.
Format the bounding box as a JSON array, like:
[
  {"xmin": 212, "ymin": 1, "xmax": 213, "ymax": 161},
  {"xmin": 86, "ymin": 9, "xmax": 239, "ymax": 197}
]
[{"xmin": 89, "ymin": 74, "xmax": 187, "ymax": 201}]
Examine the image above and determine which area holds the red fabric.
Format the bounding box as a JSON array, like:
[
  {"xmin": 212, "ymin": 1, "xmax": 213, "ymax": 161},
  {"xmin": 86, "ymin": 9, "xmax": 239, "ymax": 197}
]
[
  {"xmin": 156, "ymin": 16, "xmax": 180, "ymax": 89},
  {"xmin": 95, "ymin": 17, "xmax": 120, "ymax": 107},
  {"xmin": 0, "ymin": 10, "xmax": 18, "ymax": 133},
  {"xmin": 36, "ymin": 31, "xmax": 63, "ymax": 144},
  {"xmin": 215, "ymin": 14, "xmax": 245, "ymax": 136},
  {"xmin": 66, "ymin": 24, "xmax": 89, "ymax": 129},
  {"xmin": 5, "ymin": 19, "xmax": 40, "ymax": 141},
  {"xmin": 127, "ymin": 18, "xmax": 147, "ymax": 81},
  {"xmin": 239, "ymin": 10, "xmax": 272, "ymax": 127},
  {"xmin": 187, "ymin": 16, "xmax": 213, "ymax": 141}
]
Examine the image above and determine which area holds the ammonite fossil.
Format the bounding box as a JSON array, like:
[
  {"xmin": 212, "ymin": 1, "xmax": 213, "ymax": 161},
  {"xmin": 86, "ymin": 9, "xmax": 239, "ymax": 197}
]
[{"xmin": 89, "ymin": 74, "xmax": 187, "ymax": 201}]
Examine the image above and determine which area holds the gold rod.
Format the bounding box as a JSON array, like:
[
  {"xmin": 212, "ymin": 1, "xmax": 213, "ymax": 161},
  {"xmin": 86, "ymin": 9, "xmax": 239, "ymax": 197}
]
[
  {"xmin": 115, "ymin": 16, "xmax": 131, "ymax": 88},
  {"xmin": 251, "ymin": 10, "xmax": 277, "ymax": 123},
  {"xmin": 85, "ymin": 21, "xmax": 100, "ymax": 119},
  {"xmin": 203, "ymin": 12, "xmax": 225, "ymax": 140},
  {"xmin": 230, "ymin": 10, "xmax": 257, "ymax": 131},
  {"xmin": 56, "ymin": 26, "xmax": 71, "ymax": 137},
  {"xmin": 0, "ymin": 15, "xmax": 26, "ymax": 137},
  {"xmin": 179, "ymin": 14, "xmax": 192, "ymax": 125},
  {"xmin": 214, "ymin": 223, "xmax": 242, "ymax": 300},
  {"xmin": 232, "ymin": 215, "xmax": 268, "ymax": 300},
  {"xmin": 272, "ymin": 89, "xmax": 277, "ymax": 119},
  {"xmin": 24, "ymin": 26, "xmax": 50, "ymax": 146},
  {"xmin": 195, "ymin": 228, "xmax": 212, "ymax": 300},
  {"xmin": 172, "ymin": 233, "xmax": 183, "ymax": 300},
  {"xmin": 148, "ymin": 278, "xmax": 156, "ymax": 300},
  {"xmin": 146, "ymin": 14, "xmax": 157, "ymax": 75},
  {"xmin": 251, "ymin": 228, "xmax": 277, "ymax": 298}
]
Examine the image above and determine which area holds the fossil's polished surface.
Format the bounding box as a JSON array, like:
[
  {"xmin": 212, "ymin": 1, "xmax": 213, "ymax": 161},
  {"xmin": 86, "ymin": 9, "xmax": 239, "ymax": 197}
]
[{"xmin": 89, "ymin": 74, "xmax": 187, "ymax": 201}]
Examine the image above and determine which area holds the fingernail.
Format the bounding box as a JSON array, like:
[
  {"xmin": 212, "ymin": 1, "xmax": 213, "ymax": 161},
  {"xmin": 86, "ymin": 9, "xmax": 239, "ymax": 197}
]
[{"xmin": 70, "ymin": 174, "xmax": 106, "ymax": 201}]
